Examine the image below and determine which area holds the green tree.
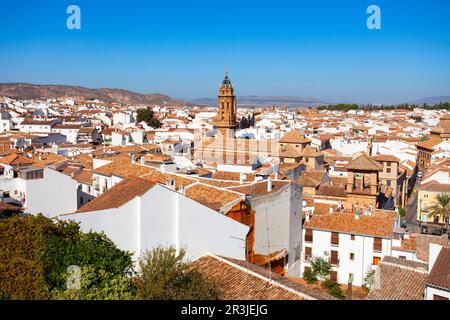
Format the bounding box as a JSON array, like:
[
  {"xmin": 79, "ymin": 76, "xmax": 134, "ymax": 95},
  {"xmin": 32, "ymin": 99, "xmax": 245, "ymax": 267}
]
[
  {"xmin": 310, "ymin": 256, "xmax": 332, "ymax": 281},
  {"xmin": 363, "ymin": 269, "xmax": 375, "ymax": 290},
  {"xmin": 136, "ymin": 107, "xmax": 161, "ymax": 128},
  {"xmin": 52, "ymin": 266, "xmax": 135, "ymax": 300},
  {"xmin": 428, "ymin": 193, "xmax": 450, "ymax": 230},
  {"xmin": 0, "ymin": 215, "xmax": 134, "ymax": 300},
  {"xmin": 135, "ymin": 246, "xmax": 220, "ymax": 300}
]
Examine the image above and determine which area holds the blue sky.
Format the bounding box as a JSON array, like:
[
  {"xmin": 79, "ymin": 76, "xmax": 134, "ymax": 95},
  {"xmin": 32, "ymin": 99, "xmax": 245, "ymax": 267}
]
[{"xmin": 0, "ymin": 0, "xmax": 449, "ymax": 104}]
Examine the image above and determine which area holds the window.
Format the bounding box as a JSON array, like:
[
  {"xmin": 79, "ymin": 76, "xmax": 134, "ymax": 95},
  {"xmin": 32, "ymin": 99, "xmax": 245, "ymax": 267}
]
[
  {"xmin": 386, "ymin": 167, "xmax": 391, "ymax": 174},
  {"xmin": 330, "ymin": 250, "xmax": 339, "ymax": 266},
  {"xmin": 330, "ymin": 271, "xmax": 338, "ymax": 283},
  {"xmin": 304, "ymin": 247, "xmax": 312, "ymax": 261},
  {"xmin": 331, "ymin": 232, "xmax": 339, "ymax": 246},
  {"xmin": 350, "ymin": 253, "xmax": 354, "ymax": 260},
  {"xmin": 374, "ymin": 238, "xmax": 382, "ymax": 252},
  {"xmin": 373, "ymin": 256, "xmax": 381, "ymax": 265},
  {"xmin": 305, "ymin": 229, "xmax": 313, "ymax": 243},
  {"xmin": 399, "ymin": 256, "xmax": 406, "ymax": 259},
  {"xmin": 351, "ymin": 234, "xmax": 355, "ymax": 241},
  {"xmin": 386, "ymin": 179, "xmax": 391, "ymax": 186},
  {"xmin": 304, "ymin": 267, "xmax": 311, "ymax": 274},
  {"xmin": 433, "ymin": 295, "xmax": 449, "ymax": 300}
]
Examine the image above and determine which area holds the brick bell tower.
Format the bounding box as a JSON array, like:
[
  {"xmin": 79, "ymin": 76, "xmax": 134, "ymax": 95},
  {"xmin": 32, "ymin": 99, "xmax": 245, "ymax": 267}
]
[{"xmin": 215, "ymin": 68, "xmax": 237, "ymax": 138}]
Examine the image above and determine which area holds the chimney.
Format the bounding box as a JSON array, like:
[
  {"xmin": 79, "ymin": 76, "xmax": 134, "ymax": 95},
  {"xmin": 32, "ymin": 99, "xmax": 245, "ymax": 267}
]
[
  {"xmin": 166, "ymin": 177, "xmax": 176, "ymax": 190},
  {"xmin": 305, "ymin": 212, "xmax": 310, "ymax": 222},
  {"xmin": 161, "ymin": 163, "xmax": 166, "ymax": 173},
  {"xmin": 355, "ymin": 210, "xmax": 360, "ymax": 220},
  {"xmin": 267, "ymin": 177, "xmax": 273, "ymax": 192},
  {"xmin": 131, "ymin": 154, "xmax": 136, "ymax": 164},
  {"xmin": 275, "ymin": 172, "xmax": 279, "ymax": 180},
  {"xmin": 140, "ymin": 156, "xmax": 145, "ymax": 165},
  {"xmin": 178, "ymin": 185, "xmax": 186, "ymax": 195},
  {"xmin": 239, "ymin": 172, "xmax": 246, "ymax": 185}
]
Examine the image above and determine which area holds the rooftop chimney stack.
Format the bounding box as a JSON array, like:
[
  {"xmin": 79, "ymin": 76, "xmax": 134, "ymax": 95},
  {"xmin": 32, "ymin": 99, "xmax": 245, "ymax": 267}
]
[
  {"xmin": 267, "ymin": 177, "xmax": 272, "ymax": 192},
  {"xmin": 239, "ymin": 173, "xmax": 246, "ymax": 185}
]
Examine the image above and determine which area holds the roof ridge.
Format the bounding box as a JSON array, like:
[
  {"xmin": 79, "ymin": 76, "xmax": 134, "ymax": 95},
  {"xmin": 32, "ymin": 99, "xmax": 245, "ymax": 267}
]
[{"xmin": 204, "ymin": 254, "xmax": 319, "ymax": 300}]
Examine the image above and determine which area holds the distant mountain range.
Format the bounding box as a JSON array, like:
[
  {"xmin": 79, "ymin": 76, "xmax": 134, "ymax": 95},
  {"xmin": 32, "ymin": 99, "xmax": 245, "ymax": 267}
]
[
  {"xmin": 190, "ymin": 96, "xmax": 329, "ymax": 107},
  {"xmin": 1, "ymin": 83, "xmax": 448, "ymax": 108},
  {"xmin": 407, "ymin": 96, "xmax": 450, "ymax": 105},
  {"xmin": 0, "ymin": 83, "xmax": 188, "ymax": 106}
]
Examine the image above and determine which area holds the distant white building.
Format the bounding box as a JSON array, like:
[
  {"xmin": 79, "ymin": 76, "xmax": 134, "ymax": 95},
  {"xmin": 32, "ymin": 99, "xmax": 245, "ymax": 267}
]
[{"xmin": 302, "ymin": 209, "xmax": 401, "ymax": 286}]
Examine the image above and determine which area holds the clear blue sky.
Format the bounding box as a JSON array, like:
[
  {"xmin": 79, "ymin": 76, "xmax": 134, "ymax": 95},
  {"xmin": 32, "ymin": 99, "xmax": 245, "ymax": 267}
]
[{"xmin": 0, "ymin": 0, "xmax": 449, "ymax": 104}]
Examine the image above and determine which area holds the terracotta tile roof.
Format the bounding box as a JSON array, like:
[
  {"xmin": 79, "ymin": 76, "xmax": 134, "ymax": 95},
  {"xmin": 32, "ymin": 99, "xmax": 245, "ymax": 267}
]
[
  {"xmin": 0, "ymin": 154, "xmax": 35, "ymax": 166},
  {"xmin": 75, "ymin": 177, "xmax": 156, "ymax": 213},
  {"xmin": 185, "ymin": 183, "xmax": 244, "ymax": 212},
  {"xmin": 416, "ymin": 138, "xmax": 443, "ymax": 150},
  {"xmin": 95, "ymin": 161, "xmax": 155, "ymax": 178},
  {"xmin": 345, "ymin": 153, "xmax": 383, "ymax": 171},
  {"xmin": 191, "ymin": 254, "xmax": 334, "ymax": 300},
  {"xmin": 140, "ymin": 171, "xmax": 196, "ymax": 190},
  {"xmin": 279, "ymin": 162, "xmax": 302, "ymax": 173},
  {"xmin": 296, "ymin": 171, "xmax": 325, "ymax": 188},
  {"xmin": 276, "ymin": 144, "xmax": 303, "ymax": 158},
  {"xmin": 227, "ymin": 180, "xmax": 290, "ymax": 197},
  {"xmin": 426, "ymin": 246, "xmax": 450, "ymax": 291},
  {"xmin": 212, "ymin": 171, "xmax": 254, "ymax": 182},
  {"xmin": 419, "ymin": 180, "xmax": 450, "ymax": 193},
  {"xmin": 279, "ymin": 130, "xmax": 311, "ymax": 144},
  {"xmin": 393, "ymin": 235, "xmax": 417, "ymax": 252},
  {"xmin": 304, "ymin": 210, "xmax": 398, "ymax": 238},
  {"xmin": 301, "ymin": 145, "xmax": 323, "ymax": 158},
  {"xmin": 32, "ymin": 153, "xmax": 67, "ymax": 168},
  {"xmin": 367, "ymin": 256, "xmax": 428, "ymax": 300},
  {"xmin": 196, "ymin": 177, "xmax": 242, "ymax": 188},
  {"xmin": 371, "ymin": 154, "xmax": 401, "ymax": 163},
  {"xmin": 415, "ymin": 234, "xmax": 449, "ymax": 262},
  {"xmin": 73, "ymin": 169, "xmax": 93, "ymax": 185},
  {"xmin": 317, "ymin": 185, "xmax": 347, "ymax": 197}
]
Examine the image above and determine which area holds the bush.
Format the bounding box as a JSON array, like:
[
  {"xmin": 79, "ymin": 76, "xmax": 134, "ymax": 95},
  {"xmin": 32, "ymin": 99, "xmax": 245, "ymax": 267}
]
[
  {"xmin": 303, "ymin": 270, "xmax": 318, "ymax": 284},
  {"xmin": 135, "ymin": 246, "xmax": 220, "ymax": 300},
  {"xmin": 322, "ymin": 279, "xmax": 345, "ymax": 299}
]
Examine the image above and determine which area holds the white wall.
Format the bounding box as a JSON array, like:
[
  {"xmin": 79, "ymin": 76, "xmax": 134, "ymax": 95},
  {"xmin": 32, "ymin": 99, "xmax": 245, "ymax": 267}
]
[
  {"xmin": 301, "ymin": 229, "xmax": 392, "ymax": 286},
  {"xmin": 425, "ymin": 286, "xmax": 450, "ymax": 300},
  {"xmin": 25, "ymin": 168, "xmax": 79, "ymax": 217},
  {"xmin": 61, "ymin": 184, "xmax": 249, "ymax": 264}
]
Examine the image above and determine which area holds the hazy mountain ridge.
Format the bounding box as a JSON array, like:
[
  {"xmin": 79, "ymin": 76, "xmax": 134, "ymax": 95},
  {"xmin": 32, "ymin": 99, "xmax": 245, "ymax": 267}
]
[
  {"xmin": 191, "ymin": 96, "xmax": 328, "ymax": 107},
  {"xmin": 0, "ymin": 83, "xmax": 188, "ymax": 106},
  {"xmin": 408, "ymin": 96, "xmax": 450, "ymax": 105}
]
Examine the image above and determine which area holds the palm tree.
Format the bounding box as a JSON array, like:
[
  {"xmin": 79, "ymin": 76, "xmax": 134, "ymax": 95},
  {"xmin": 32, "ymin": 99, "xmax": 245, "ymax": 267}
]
[{"xmin": 428, "ymin": 193, "xmax": 450, "ymax": 233}]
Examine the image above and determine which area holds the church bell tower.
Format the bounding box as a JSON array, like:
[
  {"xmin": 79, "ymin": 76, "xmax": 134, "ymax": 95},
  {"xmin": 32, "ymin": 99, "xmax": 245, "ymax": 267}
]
[{"xmin": 215, "ymin": 68, "xmax": 237, "ymax": 138}]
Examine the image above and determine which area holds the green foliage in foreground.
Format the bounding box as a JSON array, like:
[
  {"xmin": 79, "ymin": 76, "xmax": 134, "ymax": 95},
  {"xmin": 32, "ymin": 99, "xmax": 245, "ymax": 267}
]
[
  {"xmin": 0, "ymin": 215, "xmax": 133, "ymax": 300},
  {"xmin": 135, "ymin": 246, "xmax": 220, "ymax": 300},
  {"xmin": 0, "ymin": 215, "xmax": 220, "ymax": 300}
]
